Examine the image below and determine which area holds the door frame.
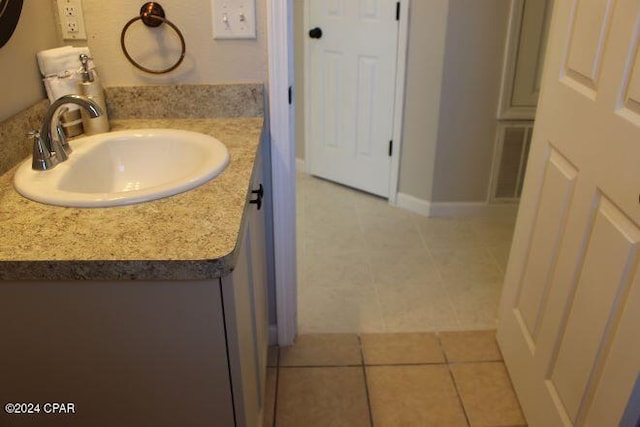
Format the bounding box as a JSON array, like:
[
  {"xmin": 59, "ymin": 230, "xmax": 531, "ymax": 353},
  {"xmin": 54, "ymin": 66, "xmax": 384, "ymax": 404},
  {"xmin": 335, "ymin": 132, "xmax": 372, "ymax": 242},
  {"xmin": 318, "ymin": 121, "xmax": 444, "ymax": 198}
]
[
  {"xmin": 268, "ymin": 0, "xmax": 410, "ymax": 346},
  {"xmin": 267, "ymin": 0, "xmax": 297, "ymax": 346},
  {"xmin": 303, "ymin": 0, "xmax": 410, "ymax": 204}
]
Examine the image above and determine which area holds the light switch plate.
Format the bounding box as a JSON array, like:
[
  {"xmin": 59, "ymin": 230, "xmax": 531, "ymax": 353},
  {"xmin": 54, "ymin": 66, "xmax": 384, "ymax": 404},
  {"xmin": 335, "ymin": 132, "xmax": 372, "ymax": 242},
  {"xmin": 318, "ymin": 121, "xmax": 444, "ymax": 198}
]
[
  {"xmin": 212, "ymin": 0, "xmax": 256, "ymax": 40},
  {"xmin": 56, "ymin": 0, "xmax": 87, "ymax": 41}
]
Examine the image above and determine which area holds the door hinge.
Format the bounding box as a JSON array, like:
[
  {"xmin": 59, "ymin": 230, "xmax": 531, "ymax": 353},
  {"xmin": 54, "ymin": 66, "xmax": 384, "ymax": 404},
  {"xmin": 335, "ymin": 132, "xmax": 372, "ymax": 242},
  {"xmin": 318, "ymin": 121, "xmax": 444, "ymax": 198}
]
[
  {"xmin": 288, "ymin": 86, "xmax": 292, "ymax": 105},
  {"xmin": 396, "ymin": 2, "xmax": 400, "ymax": 21},
  {"xmin": 388, "ymin": 140, "xmax": 393, "ymax": 157}
]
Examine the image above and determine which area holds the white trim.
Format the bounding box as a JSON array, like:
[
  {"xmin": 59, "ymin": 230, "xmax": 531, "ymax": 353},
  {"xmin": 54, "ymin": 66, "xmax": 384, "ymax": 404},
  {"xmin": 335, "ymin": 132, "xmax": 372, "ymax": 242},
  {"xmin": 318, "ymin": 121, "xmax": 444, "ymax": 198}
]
[
  {"xmin": 303, "ymin": 0, "xmax": 410, "ymax": 205},
  {"xmin": 388, "ymin": 0, "xmax": 411, "ymax": 205},
  {"xmin": 396, "ymin": 192, "xmax": 431, "ymax": 217},
  {"xmin": 267, "ymin": 0, "xmax": 297, "ymax": 347},
  {"xmin": 429, "ymin": 202, "xmax": 519, "ymax": 218},
  {"xmin": 397, "ymin": 192, "xmax": 519, "ymax": 218},
  {"xmin": 497, "ymin": 0, "xmax": 537, "ymax": 120},
  {"xmin": 295, "ymin": 158, "xmax": 306, "ymax": 173},
  {"xmin": 488, "ymin": 122, "xmax": 506, "ymax": 202},
  {"xmin": 303, "ymin": 0, "xmax": 311, "ymax": 178},
  {"xmin": 489, "ymin": 121, "xmax": 535, "ymax": 202}
]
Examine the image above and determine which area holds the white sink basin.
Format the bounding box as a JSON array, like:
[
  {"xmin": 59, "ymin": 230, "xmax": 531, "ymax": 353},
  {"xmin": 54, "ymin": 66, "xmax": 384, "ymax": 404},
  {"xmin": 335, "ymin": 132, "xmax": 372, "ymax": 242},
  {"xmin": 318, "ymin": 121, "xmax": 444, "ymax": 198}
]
[{"xmin": 14, "ymin": 129, "xmax": 230, "ymax": 207}]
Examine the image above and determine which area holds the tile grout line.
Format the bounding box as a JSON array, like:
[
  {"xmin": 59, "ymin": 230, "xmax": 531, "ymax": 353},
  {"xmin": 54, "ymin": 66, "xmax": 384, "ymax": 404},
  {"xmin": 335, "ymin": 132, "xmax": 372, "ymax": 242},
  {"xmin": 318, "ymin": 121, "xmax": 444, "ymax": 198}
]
[
  {"xmin": 428, "ymin": 245, "xmax": 466, "ymax": 330},
  {"xmin": 278, "ymin": 364, "xmax": 366, "ymax": 369},
  {"xmin": 437, "ymin": 332, "xmax": 472, "ymax": 427},
  {"xmin": 414, "ymin": 219, "xmax": 476, "ymax": 332},
  {"xmin": 271, "ymin": 348, "xmax": 281, "ymax": 427},
  {"xmin": 357, "ymin": 335, "xmax": 376, "ymax": 427},
  {"xmin": 483, "ymin": 245, "xmax": 507, "ymax": 275},
  {"xmin": 412, "ymin": 214, "xmax": 433, "ymax": 256},
  {"xmin": 276, "ymin": 359, "xmax": 502, "ymax": 369},
  {"xmin": 356, "ymin": 196, "xmax": 388, "ymax": 332},
  {"xmin": 446, "ymin": 362, "xmax": 472, "ymax": 427},
  {"xmin": 486, "ymin": 244, "xmax": 508, "ymax": 276}
]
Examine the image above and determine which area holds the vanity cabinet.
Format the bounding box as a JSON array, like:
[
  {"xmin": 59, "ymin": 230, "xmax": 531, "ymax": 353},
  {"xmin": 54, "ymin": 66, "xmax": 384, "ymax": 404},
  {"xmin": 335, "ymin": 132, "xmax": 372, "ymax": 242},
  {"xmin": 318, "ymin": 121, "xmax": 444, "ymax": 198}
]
[
  {"xmin": 0, "ymin": 143, "xmax": 271, "ymax": 427},
  {"xmin": 221, "ymin": 142, "xmax": 270, "ymax": 427}
]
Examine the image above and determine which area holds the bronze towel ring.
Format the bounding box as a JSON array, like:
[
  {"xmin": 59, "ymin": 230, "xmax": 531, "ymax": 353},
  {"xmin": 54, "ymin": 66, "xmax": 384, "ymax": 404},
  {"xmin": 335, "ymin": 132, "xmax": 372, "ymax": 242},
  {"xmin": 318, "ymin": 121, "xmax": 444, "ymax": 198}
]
[{"xmin": 120, "ymin": 2, "xmax": 186, "ymax": 74}]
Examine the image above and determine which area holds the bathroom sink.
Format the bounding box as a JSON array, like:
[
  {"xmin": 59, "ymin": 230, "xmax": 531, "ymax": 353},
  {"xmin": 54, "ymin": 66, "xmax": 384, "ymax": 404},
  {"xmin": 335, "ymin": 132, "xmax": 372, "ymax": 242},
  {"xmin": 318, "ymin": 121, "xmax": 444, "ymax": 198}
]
[{"xmin": 13, "ymin": 129, "xmax": 230, "ymax": 207}]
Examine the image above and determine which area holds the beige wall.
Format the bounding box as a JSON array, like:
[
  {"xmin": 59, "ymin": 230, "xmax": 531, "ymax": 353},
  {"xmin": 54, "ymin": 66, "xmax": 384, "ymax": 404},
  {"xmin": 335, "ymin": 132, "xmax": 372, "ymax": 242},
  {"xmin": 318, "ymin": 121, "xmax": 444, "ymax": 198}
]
[
  {"xmin": 0, "ymin": 0, "xmax": 268, "ymax": 121},
  {"xmin": 0, "ymin": 0, "xmax": 59, "ymax": 121},
  {"xmin": 79, "ymin": 0, "xmax": 268, "ymax": 86},
  {"xmin": 431, "ymin": 1, "xmax": 510, "ymax": 202},
  {"xmin": 398, "ymin": 0, "xmax": 449, "ymax": 201}
]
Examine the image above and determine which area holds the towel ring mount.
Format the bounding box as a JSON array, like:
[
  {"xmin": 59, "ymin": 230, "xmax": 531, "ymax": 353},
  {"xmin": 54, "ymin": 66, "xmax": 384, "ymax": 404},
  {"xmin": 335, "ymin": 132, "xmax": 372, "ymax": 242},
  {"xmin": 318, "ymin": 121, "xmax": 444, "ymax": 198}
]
[{"xmin": 120, "ymin": 2, "xmax": 186, "ymax": 75}]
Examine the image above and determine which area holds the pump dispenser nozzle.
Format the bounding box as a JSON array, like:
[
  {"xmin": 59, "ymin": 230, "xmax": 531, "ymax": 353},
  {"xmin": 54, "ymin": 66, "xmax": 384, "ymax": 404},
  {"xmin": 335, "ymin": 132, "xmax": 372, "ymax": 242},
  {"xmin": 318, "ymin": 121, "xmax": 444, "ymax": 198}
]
[{"xmin": 79, "ymin": 54, "xmax": 94, "ymax": 83}]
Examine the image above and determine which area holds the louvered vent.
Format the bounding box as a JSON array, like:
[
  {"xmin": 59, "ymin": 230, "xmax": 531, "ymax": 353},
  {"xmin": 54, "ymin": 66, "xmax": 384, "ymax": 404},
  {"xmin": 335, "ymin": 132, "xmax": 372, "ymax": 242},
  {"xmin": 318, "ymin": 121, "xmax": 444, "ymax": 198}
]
[{"xmin": 491, "ymin": 122, "xmax": 533, "ymax": 201}]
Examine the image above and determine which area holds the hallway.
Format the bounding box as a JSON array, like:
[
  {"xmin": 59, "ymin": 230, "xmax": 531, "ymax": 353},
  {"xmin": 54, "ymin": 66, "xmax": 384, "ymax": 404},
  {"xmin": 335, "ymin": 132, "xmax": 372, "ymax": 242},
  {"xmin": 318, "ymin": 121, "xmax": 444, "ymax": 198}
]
[{"xmin": 296, "ymin": 173, "xmax": 517, "ymax": 333}]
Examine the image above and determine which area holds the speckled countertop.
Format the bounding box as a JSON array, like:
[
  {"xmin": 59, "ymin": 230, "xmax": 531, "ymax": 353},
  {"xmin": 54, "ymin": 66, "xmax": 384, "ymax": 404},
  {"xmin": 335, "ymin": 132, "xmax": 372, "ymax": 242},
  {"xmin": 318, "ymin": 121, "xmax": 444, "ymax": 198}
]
[{"xmin": 0, "ymin": 117, "xmax": 264, "ymax": 281}]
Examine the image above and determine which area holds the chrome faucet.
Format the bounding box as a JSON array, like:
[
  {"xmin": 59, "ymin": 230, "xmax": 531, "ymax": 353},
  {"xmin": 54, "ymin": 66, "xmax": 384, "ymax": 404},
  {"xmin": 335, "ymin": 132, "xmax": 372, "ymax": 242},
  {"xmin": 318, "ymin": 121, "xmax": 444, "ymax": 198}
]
[{"xmin": 32, "ymin": 94, "xmax": 103, "ymax": 170}]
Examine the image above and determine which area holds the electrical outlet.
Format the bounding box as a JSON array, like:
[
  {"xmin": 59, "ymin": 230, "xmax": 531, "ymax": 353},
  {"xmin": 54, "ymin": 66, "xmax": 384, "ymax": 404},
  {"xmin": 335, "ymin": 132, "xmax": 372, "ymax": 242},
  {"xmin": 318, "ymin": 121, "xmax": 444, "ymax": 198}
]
[
  {"xmin": 212, "ymin": 0, "xmax": 256, "ymax": 40},
  {"xmin": 56, "ymin": 0, "xmax": 87, "ymax": 40},
  {"xmin": 66, "ymin": 21, "xmax": 79, "ymax": 33}
]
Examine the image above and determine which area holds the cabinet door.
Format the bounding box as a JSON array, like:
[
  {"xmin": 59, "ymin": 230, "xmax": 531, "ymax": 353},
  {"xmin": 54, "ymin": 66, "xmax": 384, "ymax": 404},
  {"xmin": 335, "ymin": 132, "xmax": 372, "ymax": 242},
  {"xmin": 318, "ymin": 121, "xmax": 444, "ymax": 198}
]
[
  {"xmin": 0, "ymin": 280, "xmax": 234, "ymax": 427},
  {"xmin": 249, "ymin": 146, "xmax": 269, "ymax": 408},
  {"xmin": 221, "ymin": 227, "xmax": 261, "ymax": 427},
  {"xmin": 221, "ymin": 144, "xmax": 270, "ymax": 427}
]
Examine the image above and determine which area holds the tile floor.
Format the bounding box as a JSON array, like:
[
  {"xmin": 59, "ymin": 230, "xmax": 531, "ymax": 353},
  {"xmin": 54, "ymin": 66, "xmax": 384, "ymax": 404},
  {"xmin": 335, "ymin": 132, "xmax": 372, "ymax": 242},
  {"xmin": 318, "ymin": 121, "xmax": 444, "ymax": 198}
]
[
  {"xmin": 263, "ymin": 332, "xmax": 526, "ymax": 427},
  {"xmin": 296, "ymin": 173, "xmax": 517, "ymax": 333},
  {"xmin": 288, "ymin": 175, "xmax": 526, "ymax": 426}
]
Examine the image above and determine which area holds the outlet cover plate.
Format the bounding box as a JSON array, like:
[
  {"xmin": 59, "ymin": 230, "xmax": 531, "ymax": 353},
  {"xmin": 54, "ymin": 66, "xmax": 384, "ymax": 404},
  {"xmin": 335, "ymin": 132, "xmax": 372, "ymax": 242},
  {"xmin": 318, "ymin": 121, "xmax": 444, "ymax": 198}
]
[
  {"xmin": 56, "ymin": 0, "xmax": 87, "ymax": 41},
  {"xmin": 212, "ymin": 0, "xmax": 256, "ymax": 40}
]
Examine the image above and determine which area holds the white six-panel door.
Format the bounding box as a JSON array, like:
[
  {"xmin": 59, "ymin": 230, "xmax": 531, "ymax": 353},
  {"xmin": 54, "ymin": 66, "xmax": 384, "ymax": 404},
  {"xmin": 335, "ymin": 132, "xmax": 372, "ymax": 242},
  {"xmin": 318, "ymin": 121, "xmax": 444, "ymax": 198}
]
[
  {"xmin": 306, "ymin": 0, "xmax": 399, "ymax": 197},
  {"xmin": 498, "ymin": 0, "xmax": 640, "ymax": 425}
]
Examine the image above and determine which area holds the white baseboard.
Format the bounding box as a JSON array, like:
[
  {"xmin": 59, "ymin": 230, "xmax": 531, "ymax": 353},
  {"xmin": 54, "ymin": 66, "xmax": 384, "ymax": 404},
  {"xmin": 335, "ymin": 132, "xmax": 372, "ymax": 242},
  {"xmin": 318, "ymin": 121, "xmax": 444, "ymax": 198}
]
[
  {"xmin": 295, "ymin": 158, "xmax": 306, "ymax": 173},
  {"xmin": 429, "ymin": 202, "xmax": 518, "ymax": 217},
  {"xmin": 396, "ymin": 193, "xmax": 432, "ymax": 216},
  {"xmin": 396, "ymin": 193, "xmax": 518, "ymax": 218}
]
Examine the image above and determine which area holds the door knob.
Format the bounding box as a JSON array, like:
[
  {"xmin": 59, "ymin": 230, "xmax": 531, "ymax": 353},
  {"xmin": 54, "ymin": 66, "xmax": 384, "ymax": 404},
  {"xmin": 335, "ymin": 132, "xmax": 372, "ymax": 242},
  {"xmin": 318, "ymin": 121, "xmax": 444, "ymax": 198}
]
[{"xmin": 309, "ymin": 27, "xmax": 323, "ymax": 39}]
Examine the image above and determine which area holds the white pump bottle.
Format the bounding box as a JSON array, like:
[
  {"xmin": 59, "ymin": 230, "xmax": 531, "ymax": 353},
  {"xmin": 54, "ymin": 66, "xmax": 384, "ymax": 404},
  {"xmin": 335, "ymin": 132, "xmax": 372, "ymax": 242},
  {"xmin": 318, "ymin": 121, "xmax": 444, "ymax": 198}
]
[{"xmin": 77, "ymin": 54, "xmax": 109, "ymax": 135}]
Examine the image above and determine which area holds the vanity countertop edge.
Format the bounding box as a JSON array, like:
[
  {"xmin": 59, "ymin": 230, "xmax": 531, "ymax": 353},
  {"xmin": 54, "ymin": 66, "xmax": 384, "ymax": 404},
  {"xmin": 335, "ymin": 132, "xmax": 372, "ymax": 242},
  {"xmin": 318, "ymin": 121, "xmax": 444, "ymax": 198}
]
[{"xmin": 0, "ymin": 117, "xmax": 264, "ymax": 281}]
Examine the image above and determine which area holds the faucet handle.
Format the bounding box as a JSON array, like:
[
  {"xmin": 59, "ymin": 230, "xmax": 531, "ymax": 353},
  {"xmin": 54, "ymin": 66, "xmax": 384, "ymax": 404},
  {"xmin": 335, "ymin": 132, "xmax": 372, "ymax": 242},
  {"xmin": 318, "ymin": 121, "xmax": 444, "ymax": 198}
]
[
  {"xmin": 55, "ymin": 107, "xmax": 72, "ymax": 155},
  {"xmin": 28, "ymin": 130, "xmax": 58, "ymax": 171}
]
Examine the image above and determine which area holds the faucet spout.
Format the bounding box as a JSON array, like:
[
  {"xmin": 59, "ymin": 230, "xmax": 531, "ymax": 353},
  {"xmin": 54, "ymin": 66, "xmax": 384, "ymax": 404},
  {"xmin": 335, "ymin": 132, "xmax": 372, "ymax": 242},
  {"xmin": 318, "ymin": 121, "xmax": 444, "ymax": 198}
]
[{"xmin": 40, "ymin": 94, "xmax": 103, "ymax": 164}]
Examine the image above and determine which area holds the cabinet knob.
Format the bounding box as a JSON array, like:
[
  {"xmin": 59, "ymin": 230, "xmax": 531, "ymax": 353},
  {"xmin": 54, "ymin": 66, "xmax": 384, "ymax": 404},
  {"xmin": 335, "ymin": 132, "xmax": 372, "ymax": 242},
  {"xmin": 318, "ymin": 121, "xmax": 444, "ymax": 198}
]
[{"xmin": 250, "ymin": 184, "xmax": 264, "ymax": 210}]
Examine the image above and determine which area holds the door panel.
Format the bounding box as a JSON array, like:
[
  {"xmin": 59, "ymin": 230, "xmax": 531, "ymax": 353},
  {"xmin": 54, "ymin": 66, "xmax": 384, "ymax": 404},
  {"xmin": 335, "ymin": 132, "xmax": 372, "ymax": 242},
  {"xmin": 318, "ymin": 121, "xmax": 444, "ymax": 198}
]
[
  {"xmin": 307, "ymin": 0, "xmax": 398, "ymax": 197},
  {"xmin": 516, "ymin": 149, "xmax": 577, "ymax": 343},
  {"xmin": 585, "ymin": 279, "xmax": 640, "ymax": 427},
  {"xmin": 565, "ymin": 0, "xmax": 615, "ymax": 89},
  {"xmin": 356, "ymin": 56, "xmax": 378, "ymax": 156},
  {"xmin": 551, "ymin": 197, "xmax": 640, "ymax": 422},
  {"xmin": 321, "ymin": 51, "xmax": 344, "ymax": 150},
  {"xmin": 498, "ymin": 0, "xmax": 640, "ymax": 425},
  {"xmin": 621, "ymin": 28, "xmax": 640, "ymax": 118}
]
